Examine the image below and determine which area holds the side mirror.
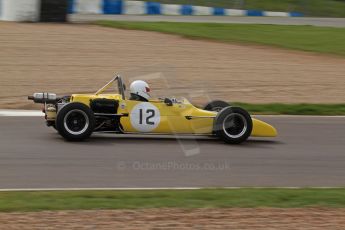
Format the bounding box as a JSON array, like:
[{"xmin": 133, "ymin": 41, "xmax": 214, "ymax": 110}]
[{"xmin": 164, "ymin": 98, "xmax": 173, "ymax": 106}]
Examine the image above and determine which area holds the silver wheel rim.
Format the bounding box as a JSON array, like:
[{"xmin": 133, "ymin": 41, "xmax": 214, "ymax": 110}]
[
  {"xmin": 222, "ymin": 113, "xmax": 247, "ymax": 139},
  {"xmin": 63, "ymin": 109, "xmax": 89, "ymax": 135}
]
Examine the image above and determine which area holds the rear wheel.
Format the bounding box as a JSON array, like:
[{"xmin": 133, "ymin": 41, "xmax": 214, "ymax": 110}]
[
  {"xmin": 56, "ymin": 102, "xmax": 95, "ymax": 141},
  {"xmin": 213, "ymin": 107, "xmax": 252, "ymax": 144},
  {"xmin": 203, "ymin": 100, "xmax": 230, "ymax": 112}
]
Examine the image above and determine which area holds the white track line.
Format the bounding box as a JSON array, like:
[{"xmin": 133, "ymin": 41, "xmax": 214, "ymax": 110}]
[
  {"xmin": 0, "ymin": 110, "xmax": 43, "ymax": 117},
  {"xmin": 0, "ymin": 187, "xmax": 343, "ymax": 192},
  {"xmin": 0, "ymin": 110, "xmax": 344, "ymax": 118}
]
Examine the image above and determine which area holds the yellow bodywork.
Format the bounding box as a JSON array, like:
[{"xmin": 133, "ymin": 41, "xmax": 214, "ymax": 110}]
[
  {"xmin": 251, "ymin": 118, "xmax": 277, "ymax": 137},
  {"xmin": 70, "ymin": 93, "xmax": 277, "ymax": 137}
]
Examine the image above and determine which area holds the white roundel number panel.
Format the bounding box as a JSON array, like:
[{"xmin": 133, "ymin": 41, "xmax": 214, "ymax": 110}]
[{"xmin": 130, "ymin": 102, "xmax": 160, "ymax": 132}]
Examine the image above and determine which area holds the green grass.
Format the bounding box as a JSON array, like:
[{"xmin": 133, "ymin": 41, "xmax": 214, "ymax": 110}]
[
  {"xmin": 232, "ymin": 103, "xmax": 345, "ymax": 115},
  {"xmin": 135, "ymin": 0, "xmax": 345, "ymax": 17},
  {"xmin": 1, "ymin": 188, "xmax": 345, "ymax": 212},
  {"xmin": 96, "ymin": 21, "xmax": 345, "ymax": 56}
]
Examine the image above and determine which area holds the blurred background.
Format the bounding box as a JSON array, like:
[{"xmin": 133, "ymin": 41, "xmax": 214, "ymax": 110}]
[
  {"xmin": 134, "ymin": 0, "xmax": 345, "ymax": 17},
  {"xmin": 0, "ymin": 1, "xmax": 345, "ymax": 229}
]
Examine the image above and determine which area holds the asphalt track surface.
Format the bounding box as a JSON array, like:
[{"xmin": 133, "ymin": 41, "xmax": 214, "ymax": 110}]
[
  {"xmin": 70, "ymin": 15, "xmax": 345, "ymax": 27},
  {"xmin": 0, "ymin": 115, "xmax": 344, "ymax": 189}
]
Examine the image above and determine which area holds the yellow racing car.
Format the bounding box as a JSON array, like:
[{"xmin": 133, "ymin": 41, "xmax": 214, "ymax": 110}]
[{"xmin": 28, "ymin": 75, "xmax": 277, "ymax": 144}]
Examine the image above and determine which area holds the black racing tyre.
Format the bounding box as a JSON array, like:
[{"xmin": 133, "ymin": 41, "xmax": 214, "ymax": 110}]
[
  {"xmin": 213, "ymin": 107, "xmax": 252, "ymax": 144},
  {"xmin": 203, "ymin": 100, "xmax": 230, "ymax": 112},
  {"xmin": 56, "ymin": 102, "xmax": 95, "ymax": 141}
]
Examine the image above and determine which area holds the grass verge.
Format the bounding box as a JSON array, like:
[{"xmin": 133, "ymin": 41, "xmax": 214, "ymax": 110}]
[
  {"xmin": 232, "ymin": 103, "xmax": 345, "ymax": 115},
  {"xmin": 97, "ymin": 21, "xmax": 345, "ymax": 56},
  {"xmin": 133, "ymin": 0, "xmax": 345, "ymax": 17},
  {"xmin": 1, "ymin": 188, "xmax": 345, "ymax": 212}
]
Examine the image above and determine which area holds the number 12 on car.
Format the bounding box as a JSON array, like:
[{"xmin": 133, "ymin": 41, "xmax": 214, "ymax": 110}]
[{"xmin": 139, "ymin": 109, "xmax": 155, "ymax": 125}]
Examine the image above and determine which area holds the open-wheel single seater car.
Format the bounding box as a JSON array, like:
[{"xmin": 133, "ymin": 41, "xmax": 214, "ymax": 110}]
[{"xmin": 28, "ymin": 75, "xmax": 277, "ymax": 144}]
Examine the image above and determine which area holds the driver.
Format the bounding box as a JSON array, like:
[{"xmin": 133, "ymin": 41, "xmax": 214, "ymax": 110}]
[{"xmin": 129, "ymin": 80, "xmax": 151, "ymax": 102}]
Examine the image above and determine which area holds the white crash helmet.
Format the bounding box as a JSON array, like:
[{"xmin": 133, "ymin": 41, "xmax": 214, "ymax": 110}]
[{"xmin": 130, "ymin": 80, "xmax": 151, "ymax": 100}]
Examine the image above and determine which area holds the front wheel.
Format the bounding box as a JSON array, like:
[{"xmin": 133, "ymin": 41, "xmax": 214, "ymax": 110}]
[
  {"xmin": 203, "ymin": 100, "xmax": 230, "ymax": 112},
  {"xmin": 56, "ymin": 102, "xmax": 95, "ymax": 141},
  {"xmin": 213, "ymin": 107, "xmax": 252, "ymax": 144}
]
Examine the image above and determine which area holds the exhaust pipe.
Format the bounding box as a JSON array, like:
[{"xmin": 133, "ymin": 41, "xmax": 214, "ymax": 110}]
[{"xmin": 28, "ymin": 93, "xmax": 60, "ymax": 104}]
